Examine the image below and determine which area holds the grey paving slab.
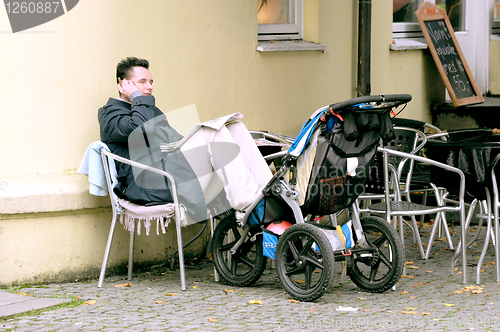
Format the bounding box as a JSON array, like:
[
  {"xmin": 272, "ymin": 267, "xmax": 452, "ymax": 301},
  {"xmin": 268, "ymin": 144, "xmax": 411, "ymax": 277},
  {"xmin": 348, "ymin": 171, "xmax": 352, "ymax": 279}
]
[
  {"xmin": 0, "ymin": 291, "xmax": 69, "ymax": 318},
  {"xmin": 0, "ymin": 292, "xmax": 30, "ymax": 306}
]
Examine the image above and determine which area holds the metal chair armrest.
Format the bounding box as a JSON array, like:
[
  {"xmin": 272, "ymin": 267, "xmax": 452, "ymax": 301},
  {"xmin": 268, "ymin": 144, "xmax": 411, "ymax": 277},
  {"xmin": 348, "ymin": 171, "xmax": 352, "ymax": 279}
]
[{"xmin": 101, "ymin": 149, "xmax": 182, "ymax": 219}]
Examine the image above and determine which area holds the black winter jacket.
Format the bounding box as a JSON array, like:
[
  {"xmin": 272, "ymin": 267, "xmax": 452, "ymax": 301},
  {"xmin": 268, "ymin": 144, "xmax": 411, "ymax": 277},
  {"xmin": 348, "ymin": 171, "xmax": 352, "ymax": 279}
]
[{"xmin": 98, "ymin": 96, "xmax": 206, "ymax": 220}]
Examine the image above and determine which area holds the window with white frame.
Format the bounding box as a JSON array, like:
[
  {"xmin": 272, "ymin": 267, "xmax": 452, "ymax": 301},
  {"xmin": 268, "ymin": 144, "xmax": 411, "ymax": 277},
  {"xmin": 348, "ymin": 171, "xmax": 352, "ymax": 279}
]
[
  {"xmin": 494, "ymin": 0, "xmax": 500, "ymax": 33},
  {"xmin": 393, "ymin": 0, "xmax": 465, "ymax": 38},
  {"xmin": 257, "ymin": 0, "xmax": 302, "ymax": 41}
]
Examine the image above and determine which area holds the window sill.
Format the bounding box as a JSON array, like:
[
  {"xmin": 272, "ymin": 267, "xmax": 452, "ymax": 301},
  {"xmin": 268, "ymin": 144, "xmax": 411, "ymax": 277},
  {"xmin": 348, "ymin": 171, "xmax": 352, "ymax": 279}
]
[
  {"xmin": 257, "ymin": 40, "xmax": 327, "ymax": 52},
  {"xmin": 390, "ymin": 38, "xmax": 428, "ymax": 51}
]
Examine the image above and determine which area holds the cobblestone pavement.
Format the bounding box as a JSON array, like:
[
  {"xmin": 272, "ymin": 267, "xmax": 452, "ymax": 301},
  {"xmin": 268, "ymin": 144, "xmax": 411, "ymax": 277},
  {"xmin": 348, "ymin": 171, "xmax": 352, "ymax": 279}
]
[{"xmin": 2, "ymin": 222, "xmax": 500, "ymax": 332}]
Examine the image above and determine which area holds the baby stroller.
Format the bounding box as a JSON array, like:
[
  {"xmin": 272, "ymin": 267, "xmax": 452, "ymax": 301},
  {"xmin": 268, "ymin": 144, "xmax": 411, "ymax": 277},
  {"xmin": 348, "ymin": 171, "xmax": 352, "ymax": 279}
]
[{"xmin": 211, "ymin": 94, "xmax": 411, "ymax": 301}]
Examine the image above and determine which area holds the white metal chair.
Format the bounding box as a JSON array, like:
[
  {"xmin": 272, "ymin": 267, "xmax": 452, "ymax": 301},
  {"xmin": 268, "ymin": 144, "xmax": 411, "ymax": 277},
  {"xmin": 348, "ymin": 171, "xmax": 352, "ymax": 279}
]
[
  {"xmin": 366, "ymin": 146, "xmax": 473, "ymax": 283},
  {"xmin": 425, "ymin": 129, "xmax": 500, "ymax": 284},
  {"xmin": 99, "ymin": 147, "xmax": 192, "ymax": 290},
  {"xmin": 359, "ymin": 127, "xmax": 454, "ymax": 260},
  {"xmin": 79, "ymin": 141, "xmax": 219, "ymax": 290},
  {"xmin": 488, "ymin": 153, "xmax": 500, "ymax": 283}
]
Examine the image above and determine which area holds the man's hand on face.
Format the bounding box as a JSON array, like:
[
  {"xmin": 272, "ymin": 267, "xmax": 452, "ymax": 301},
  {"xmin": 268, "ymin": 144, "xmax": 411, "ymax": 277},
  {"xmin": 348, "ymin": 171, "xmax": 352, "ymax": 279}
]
[{"xmin": 118, "ymin": 78, "xmax": 139, "ymax": 102}]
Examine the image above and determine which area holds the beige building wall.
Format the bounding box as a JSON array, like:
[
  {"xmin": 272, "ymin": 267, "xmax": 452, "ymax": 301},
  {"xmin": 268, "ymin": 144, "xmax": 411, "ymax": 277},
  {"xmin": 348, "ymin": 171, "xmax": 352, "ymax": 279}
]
[
  {"xmin": 490, "ymin": 37, "xmax": 500, "ymax": 95},
  {"xmin": 0, "ymin": 0, "xmax": 464, "ymax": 285},
  {"xmin": 371, "ymin": 1, "xmax": 445, "ymax": 122}
]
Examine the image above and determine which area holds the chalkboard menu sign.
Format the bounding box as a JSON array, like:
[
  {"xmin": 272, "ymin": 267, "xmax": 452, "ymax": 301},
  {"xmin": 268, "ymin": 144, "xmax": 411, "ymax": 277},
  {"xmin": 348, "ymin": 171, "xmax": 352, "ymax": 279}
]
[{"xmin": 416, "ymin": 2, "xmax": 484, "ymax": 107}]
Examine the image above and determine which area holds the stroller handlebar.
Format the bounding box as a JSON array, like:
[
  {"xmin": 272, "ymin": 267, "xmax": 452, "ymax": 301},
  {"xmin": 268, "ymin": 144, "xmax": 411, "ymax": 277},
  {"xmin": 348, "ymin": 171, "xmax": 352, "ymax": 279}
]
[{"xmin": 328, "ymin": 94, "xmax": 412, "ymax": 112}]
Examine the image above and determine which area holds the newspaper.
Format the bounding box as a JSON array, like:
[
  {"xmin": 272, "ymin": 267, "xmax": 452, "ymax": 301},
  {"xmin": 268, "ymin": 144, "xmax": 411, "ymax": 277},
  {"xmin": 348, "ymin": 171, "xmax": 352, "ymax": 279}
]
[
  {"xmin": 160, "ymin": 112, "xmax": 243, "ymax": 153},
  {"xmin": 253, "ymin": 138, "xmax": 290, "ymax": 147}
]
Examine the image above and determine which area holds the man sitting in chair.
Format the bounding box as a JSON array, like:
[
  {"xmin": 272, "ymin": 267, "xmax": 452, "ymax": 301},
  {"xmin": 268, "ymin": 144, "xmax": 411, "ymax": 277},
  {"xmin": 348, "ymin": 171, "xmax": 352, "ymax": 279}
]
[{"xmin": 98, "ymin": 57, "xmax": 272, "ymax": 222}]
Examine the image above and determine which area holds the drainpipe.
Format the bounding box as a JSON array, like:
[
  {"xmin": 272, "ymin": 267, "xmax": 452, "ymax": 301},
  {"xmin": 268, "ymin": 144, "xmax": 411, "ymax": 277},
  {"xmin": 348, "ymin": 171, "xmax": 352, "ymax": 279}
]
[{"xmin": 357, "ymin": 0, "xmax": 372, "ymax": 96}]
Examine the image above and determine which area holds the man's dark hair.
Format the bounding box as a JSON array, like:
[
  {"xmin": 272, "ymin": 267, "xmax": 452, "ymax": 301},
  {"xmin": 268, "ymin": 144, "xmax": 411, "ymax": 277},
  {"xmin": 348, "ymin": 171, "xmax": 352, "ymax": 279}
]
[{"xmin": 116, "ymin": 57, "xmax": 149, "ymax": 83}]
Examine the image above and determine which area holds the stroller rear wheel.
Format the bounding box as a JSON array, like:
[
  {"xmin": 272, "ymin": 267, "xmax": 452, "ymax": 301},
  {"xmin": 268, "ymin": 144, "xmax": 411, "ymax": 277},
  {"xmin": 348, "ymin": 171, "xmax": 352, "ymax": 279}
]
[
  {"xmin": 212, "ymin": 217, "xmax": 267, "ymax": 286},
  {"xmin": 347, "ymin": 216, "xmax": 404, "ymax": 293},
  {"xmin": 275, "ymin": 223, "xmax": 335, "ymax": 302}
]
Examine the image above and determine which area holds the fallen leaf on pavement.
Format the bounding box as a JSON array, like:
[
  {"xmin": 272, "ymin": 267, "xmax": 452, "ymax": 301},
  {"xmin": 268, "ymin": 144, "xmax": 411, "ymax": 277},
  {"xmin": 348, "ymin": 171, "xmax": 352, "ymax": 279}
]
[
  {"xmin": 207, "ymin": 308, "xmax": 215, "ymax": 310},
  {"xmin": 249, "ymin": 300, "xmax": 263, "ymax": 305},
  {"xmin": 443, "ymin": 303, "xmax": 455, "ymax": 307},
  {"xmin": 401, "ymin": 311, "xmax": 418, "ymax": 315},
  {"xmin": 155, "ymin": 300, "xmax": 166, "ymax": 304},
  {"xmin": 207, "ymin": 318, "xmax": 217, "ymax": 323},
  {"xmin": 410, "ymin": 296, "xmax": 418, "ymax": 299},
  {"xmin": 295, "ymin": 280, "xmax": 305, "ymax": 284},
  {"xmin": 192, "ymin": 286, "xmax": 197, "ymax": 289},
  {"xmin": 224, "ymin": 289, "xmax": 234, "ymax": 292},
  {"xmin": 400, "ymin": 275, "xmax": 414, "ymax": 278},
  {"xmin": 400, "ymin": 291, "xmax": 409, "ymax": 295},
  {"xmin": 358, "ymin": 297, "xmax": 367, "ymax": 300},
  {"xmin": 83, "ymin": 300, "xmax": 96, "ymax": 305},
  {"xmin": 164, "ymin": 293, "xmax": 177, "ymax": 296},
  {"xmin": 288, "ymin": 299, "xmax": 300, "ymax": 303},
  {"xmin": 407, "ymin": 266, "xmax": 419, "ymax": 270},
  {"xmin": 426, "ymin": 270, "xmax": 434, "ymax": 273},
  {"xmin": 421, "ymin": 312, "xmax": 431, "ymax": 315},
  {"xmin": 406, "ymin": 261, "xmax": 414, "ymax": 265},
  {"xmin": 405, "ymin": 307, "xmax": 417, "ymax": 310},
  {"xmin": 114, "ymin": 283, "xmax": 131, "ymax": 288},
  {"xmin": 453, "ymin": 290, "xmax": 463, "ymax": 294}
]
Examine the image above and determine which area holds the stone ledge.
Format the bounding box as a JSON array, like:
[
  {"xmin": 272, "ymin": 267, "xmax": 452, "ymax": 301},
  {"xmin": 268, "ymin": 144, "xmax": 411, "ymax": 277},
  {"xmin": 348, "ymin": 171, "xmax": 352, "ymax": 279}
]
[
  {"xmin": 0, "ymin": 173, "xmax": 110, "ymax": 215},
  {"xmin": 257, "ymin": 40, "xmax": 327, "ymax": 52},
  {"xmin": 390, "ymin": 38, "xmax": 428, "ymax": 51}
]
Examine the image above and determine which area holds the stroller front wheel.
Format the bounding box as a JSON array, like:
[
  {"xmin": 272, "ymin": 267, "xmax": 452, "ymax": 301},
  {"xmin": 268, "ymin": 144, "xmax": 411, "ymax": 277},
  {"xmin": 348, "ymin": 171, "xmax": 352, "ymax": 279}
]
[
  {"xmin": 347, "ymin": 216, "xmax": 404, "ymax": 293},
  {"xmin": 211, "ymin": 217, "xmax": 267, "ymax": 286},
  {"xmin": 275, "ymin": 223, "xmax": 335, "ymax": 302}
]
